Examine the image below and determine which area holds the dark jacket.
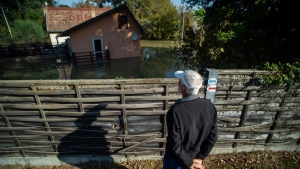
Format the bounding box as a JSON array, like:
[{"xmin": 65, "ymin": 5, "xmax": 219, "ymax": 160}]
[{"xmin": 165, "ymin": 95, "xmax": 218, "ymax": 168}]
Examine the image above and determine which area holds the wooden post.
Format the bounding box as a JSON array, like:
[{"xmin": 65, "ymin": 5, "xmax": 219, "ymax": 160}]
[
  {"xmin": 52, "ymin": 44, "xmax": 55, "ymax": 54},
  {"xmin": 162, "ymin": 82, "xmax": 169, "ymax": 156},
  {"xmin": 233, "ymin": 72, "xmax": 257, "ymax": 148},
  {"xmin": 265, "ymin": 85, "xmax": 294, "ymax": 144},
  {"xmin": 106, "ymin": 50, "xmax": 110, "ymax": 61},
  {"xmin": 73, "ymin": 52, "xmax": 76, "ymax": 65},
  {"xmin": 120, "ymin": 83, "xmax": 128, "ymax": 151},
  {"xmin": 31, "ymin": 85, "xmax": 58, "ymax": 152},
  {"xmin": 0, "ymin": 104, "xmax": 26, "ymax": 157},
  {"xmin": 90, "ymin": 52, "xmax": 93, "ymax": 63}
]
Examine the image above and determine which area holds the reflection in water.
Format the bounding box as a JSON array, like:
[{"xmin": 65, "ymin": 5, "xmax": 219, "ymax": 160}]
[
  {"xmin": 141, "ymin": 47, "xmax": 175, "ymax": 78},
  {"xmin": 0, "ymin": 46, "xmax": 181, "ymax": 80},
  {"xmin": 71, "ymin": 47, "xmax": 178, "ymax": 79},
  {"xmin": 0, "ymin": 57, "xmax": 59, "ymax": 80}
]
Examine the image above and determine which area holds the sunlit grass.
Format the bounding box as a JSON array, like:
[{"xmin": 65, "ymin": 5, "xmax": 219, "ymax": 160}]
[{"xmin": 141, "ymin": 40, "xmax": 177, "ymax": 48}]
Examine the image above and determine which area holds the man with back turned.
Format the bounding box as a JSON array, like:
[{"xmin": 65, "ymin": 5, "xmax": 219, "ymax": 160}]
[{"xmin": 163, "ymin": 70, "xmax": 218, "ymax": 169}]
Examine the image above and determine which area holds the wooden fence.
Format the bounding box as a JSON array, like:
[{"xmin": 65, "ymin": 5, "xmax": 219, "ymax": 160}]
[
  {"xmin": 72, "ymin": 50, "xmax": 110, "ymax": 65},
  {"xmin": 0, "ymin": 44, "xmax": 67, "ymax": 59},
  {"xmin": 0, "ymin": 69, "xmax": 299, "ymax": 158}
]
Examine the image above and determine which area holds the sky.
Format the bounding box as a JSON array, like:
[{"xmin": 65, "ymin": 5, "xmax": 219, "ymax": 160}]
[{"xmin": 56, "ymin": 0, "xmax": 183, "ymax": 7}]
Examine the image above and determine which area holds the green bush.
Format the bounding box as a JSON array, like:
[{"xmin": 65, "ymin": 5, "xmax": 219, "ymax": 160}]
[
  {"xmin": 12, "ymin": 20, "xmax": 46, "ymax": 44},
  {"xmin": 262, "ymin": 62, "xmax": 300, "ymax": 85}
]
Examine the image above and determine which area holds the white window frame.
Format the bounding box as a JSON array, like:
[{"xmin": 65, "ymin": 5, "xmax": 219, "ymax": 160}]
[{"xmin": 92, "ymin": 38, "xmax": 104, "ymax": 58}]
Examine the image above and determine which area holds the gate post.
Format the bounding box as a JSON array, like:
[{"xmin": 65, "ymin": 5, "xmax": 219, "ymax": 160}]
[{"xmin": 204, "ymin": 69, "xmax": 218, "ymax": 103}]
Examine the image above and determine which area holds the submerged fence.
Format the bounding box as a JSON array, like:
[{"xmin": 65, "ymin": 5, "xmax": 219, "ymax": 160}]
[
  {"xmin": 72, "ymin": 50, "xmax": 110, "ymax": 65},
  {"xmin": 0, "ymin": 43, "xmax": 68, "ymax": 59},
  {"xmin": 0, "ymin": 69, "xmax": 299, "ymax": 158}
]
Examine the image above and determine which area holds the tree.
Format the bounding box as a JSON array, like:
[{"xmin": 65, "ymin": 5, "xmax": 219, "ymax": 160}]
[
  {"xmin": 178, "ymin": 0, "xmax": 300, "ymax": 70},
  {"xmin": 91, "ymin": 0, "xmax": 124, "ymax": 7},
  {"xmin": 127, "ymin": 0, "xmax": 181, "ymax": 40},
  {"xmin": 72, "ymin": 0, "xmax": 96, "ymax": 7},
  {"xmin": 13, "ymin": 20, "xmax": 46, "ymax": 44},
  {"xmin": 58, "ymin": 4, "xmax": 70, "ymax": 7},
  {"xmin": 0, "ymin": 0, "xmax": 57, "ymax": 44}
]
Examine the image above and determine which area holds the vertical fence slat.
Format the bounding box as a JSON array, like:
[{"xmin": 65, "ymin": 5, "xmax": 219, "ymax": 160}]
[
  {"xmin": 31, "ymin": 85, "xmax": 58, "ymax": 152},
  {"xmin": 90, "ymin": 52, "xmax": 93, "ymax": 63},
  {"xmin": 162, "ymin": 83, "xmax": 169, "ymax": 156},
  {"xmin": 75, "ymin": 84, "xmax": 88, "ymax": 128},
  {"xmin": 233, "ymin": 72, "xmax": 257, "ymax": 148},
  {"xmin": 75, "ymin": 85, "xmax": 85, "ymax": 112},
  {"xmin": 120, "ymin": 83, "xmax": 128, "ymax": 150},
  {"xmin": 0, "ymin": 104, "xmax": 26, "ymax": 157},
  {"xmin": 265, "ymin": 85, "xmax": 295, "ymax": 144},
  {"xmin": 74, "ymin": 84, "xmax": 94, "ymax": 155}
]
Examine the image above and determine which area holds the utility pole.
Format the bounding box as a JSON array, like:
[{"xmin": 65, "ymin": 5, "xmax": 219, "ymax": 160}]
[
  {"xmin": 0, "ymin": 7, "xmax": 14, "ymax": 44},
  {"xmin": 180, "ymin": 11, "xmax": 185, "ymax": 47}
]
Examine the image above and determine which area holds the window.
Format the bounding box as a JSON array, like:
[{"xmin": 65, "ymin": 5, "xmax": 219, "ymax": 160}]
[{"xmin": 118, "ymin": 15, "xmax": 128, "ymax": 29}]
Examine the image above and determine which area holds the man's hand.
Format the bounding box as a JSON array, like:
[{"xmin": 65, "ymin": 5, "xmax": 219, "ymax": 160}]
[{"xmin": 189, "ymin": 159, "xmax": 204, "ymax": 169}]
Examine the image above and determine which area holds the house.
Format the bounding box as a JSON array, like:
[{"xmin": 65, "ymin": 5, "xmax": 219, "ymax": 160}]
[
  {"xmin": 58, "ymin": 4, "xmax": 144, "ymax": 60},
  {"xmin": 46, "ymin": 7, "xmax": 111, "ymax": 44}
]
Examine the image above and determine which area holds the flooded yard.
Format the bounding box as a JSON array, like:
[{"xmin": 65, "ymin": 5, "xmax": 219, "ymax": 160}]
[
  {"xmin": 0, "ymin": 56, "xmax": 60, "ymax": 80},
  {"xmin": 0, "ymin": 40, "xmax": 180, "ymax": 80}
]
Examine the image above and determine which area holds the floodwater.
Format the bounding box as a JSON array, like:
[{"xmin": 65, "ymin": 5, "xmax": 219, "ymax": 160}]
[
  {"xmin": 0, "ymin": 40, "xmax": 181, "ymax": 80},
  {"xmin": 0, "ymin": 56, "xmax": 60, "ymax": 80}
]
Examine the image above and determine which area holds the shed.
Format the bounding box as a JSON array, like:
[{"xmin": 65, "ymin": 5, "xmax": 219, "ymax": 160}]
[
  {"xmin": 46, "ymin": 7, "xmax": 111, "ymax": 44},
  {"xmin": 59, "ymin": 4, "xmax": 144, "ymax": 60}
]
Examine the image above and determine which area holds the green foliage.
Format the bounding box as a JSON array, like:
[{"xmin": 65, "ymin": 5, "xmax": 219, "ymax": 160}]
[
  {"xmin": 176, "ymin": 0, "xmax": 300, "ymax": 71},
  {"xmin": 12, "ymin": 20, "xmax": 46, "ymax": 44},
  {"xmin": 91, "ymin": 0, "xmax": 124, "ymax": 7},
  {"xmin": 126, "ymin": 0, "xmax": 181, "ymax": 40},
  {"xmin": 115, "ymin": 76, "xmax": 124, "ymax": 80},
  {"xmin": 214, "ymin": 30, "xmax": 236, "ymax": 43},
  {"xmin": 72, "ymin": 0, "xmax": 96, "ymax": 7},
  {"xmin": 58, "ymin": 4, "xmax": 70, "ymax": 7},
  {"xmin": 0, "ymin": 0, "xmax": 57, "ymax": 44},
  {"xmin": 24, "ymin": 8, "xmax": 44, "ymax": 26},
  {"xmin": 262, "ymin": 62, "xmax": 300, "ymax": 85}
]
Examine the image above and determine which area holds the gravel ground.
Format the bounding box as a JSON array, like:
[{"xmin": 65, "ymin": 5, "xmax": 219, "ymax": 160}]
[{"xmin": 0, "ymin": 151, "xmax": 299, "ymax": 169}]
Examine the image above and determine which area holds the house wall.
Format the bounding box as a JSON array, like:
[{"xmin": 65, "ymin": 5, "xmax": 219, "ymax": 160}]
[{"xmin": 69, "ymin": 8, "xmax": 141, "ymax": 59}]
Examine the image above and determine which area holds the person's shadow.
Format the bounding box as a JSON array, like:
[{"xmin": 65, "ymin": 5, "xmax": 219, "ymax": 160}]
[{"xmin": 53, "ymin": 103, "xmax": 128, "ymax": 169}]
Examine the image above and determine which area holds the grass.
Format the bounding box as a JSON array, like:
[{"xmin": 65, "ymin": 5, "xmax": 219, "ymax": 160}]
[
  {"xmin": 140, "ymin": 40, "xmax": 177, "ymax": 48},
  {"xmin": 0, "ymin": 151, "xmax": 299, "ymax": 169}
]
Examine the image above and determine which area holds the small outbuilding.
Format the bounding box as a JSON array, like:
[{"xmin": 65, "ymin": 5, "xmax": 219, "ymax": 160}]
[
  {"xmin": 46, "ymin": 7, "xmax": 111, "ymax": 44},
  {"xmin": 59, "ymin": 4, "xmax": 144, "ymax": 60}
]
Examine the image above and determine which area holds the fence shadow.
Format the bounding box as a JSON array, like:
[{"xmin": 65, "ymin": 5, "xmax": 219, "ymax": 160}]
[{"xmin": 56, "ymin": 103, "xmax": 127, "ymax": 169}]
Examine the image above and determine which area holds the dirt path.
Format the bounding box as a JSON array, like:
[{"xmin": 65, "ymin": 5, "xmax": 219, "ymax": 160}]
[{"xmin": 0, "ymin": 151, "xmax": 299, "ymax": 169}]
